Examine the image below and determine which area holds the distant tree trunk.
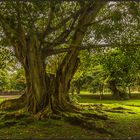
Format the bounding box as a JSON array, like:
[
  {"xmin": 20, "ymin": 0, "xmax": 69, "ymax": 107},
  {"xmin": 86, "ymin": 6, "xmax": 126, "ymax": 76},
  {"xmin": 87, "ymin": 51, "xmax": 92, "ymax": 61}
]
[
  {"xmin": 109, "ymin": 80, "xmax": 127, "ymax": 99},
  {"xmin": 128, "ymin": 86, "xmax": 131, "ymax": 98},
  {"xmin": 76, "ymin": 86, "xmax": 80, "ymax": 95},
  {"xmin": 70, "ymin": 81, "xmax": 81, "ymax": 95},
  {"xmin": 99, "ymin": 84, "xmax": 103, "ymax": 100},
  {"xmin": 75, "ymin": 81, "xmax": 81, "ymax": 95}
]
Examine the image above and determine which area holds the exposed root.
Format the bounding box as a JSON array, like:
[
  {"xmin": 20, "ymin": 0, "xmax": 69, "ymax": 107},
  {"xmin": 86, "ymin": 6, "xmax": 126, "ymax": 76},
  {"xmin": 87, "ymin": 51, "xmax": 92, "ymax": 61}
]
[
  {"xmin": 0, "ymin": 112, "xmax": 28, "ymax": 120},
  {"xmin": 34, "ymin": 106, "xmax": 53, "ymax": 120},
  {"xmin": 32, "ymin": 102, "xmax": 112, "ymax": 135},
  {"xmin": 0, "ymin": 92, "xmax": 113, "ymax": 136},
  {"xmin": 0, "ymin": 110, "xmax": 33, "ymax": 129},
  {"xmin": 54, "ymin": 103, "xmax": 81, "ymax": 114},
  {"xmin": 81, "ymin": 112, "xmax": 108, "ymax": 120},
  {"xmin": 62, "ymin": 112, "xmax": 113, "ymax": 136},
  {"xmin": 0, "ymin": 93, "xmax": 26, "ymax": 111},
  {"xmin": 52, "ymin": 98, "xmax": 82, "ymax": 114},
  {"xmin": 0, "ymin": 100, "xmax": 113, "ymax": 136},
  {"xmin": 33, "ymin": 102, "xmax": 81, "ymax": 120},
  {"xmin": 112, "ymin": 107, "xmax": 129, "ymax": 110}
]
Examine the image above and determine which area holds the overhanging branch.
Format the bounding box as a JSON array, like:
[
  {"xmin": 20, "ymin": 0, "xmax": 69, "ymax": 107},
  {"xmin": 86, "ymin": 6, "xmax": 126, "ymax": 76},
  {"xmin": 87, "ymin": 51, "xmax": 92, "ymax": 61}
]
[
  {"xmin": 40, "ymin": 6, "xmax": 84, "ymax": 41},
  {"xmin": 42, "ymin": 43, "xmax": 140, "ymax": 57}
]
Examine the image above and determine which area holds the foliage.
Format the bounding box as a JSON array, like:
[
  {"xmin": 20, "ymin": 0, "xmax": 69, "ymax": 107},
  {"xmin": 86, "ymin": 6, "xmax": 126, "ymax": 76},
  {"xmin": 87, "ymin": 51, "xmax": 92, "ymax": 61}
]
[
  {"xmin": 0, "ymin": 46, "xmax": 15, "ymax": 70},
  {"xmin": 0, "ymin": 46, "xmax": 24, "ymax": 91},
  {"xmin": 100, "ymin": 49, "xmax": 138, "ymax": 88},
  {"xmin": 10, "ymin": 68, "xmax": 26, "ymax": 91},
  {"xmin": 73, "ymin": 45, "xmax": 140, "ymax": 98},
  {"xmin": 0, "ymin": 67, "xmax": 26, "ymax": 92},
  {"xmin": 0, "ymin": 69, "xmax": 9, "ymax": 91},
  {"xmin": 89, "ymin": 2, "xmax": 140, "ymax": 45}
]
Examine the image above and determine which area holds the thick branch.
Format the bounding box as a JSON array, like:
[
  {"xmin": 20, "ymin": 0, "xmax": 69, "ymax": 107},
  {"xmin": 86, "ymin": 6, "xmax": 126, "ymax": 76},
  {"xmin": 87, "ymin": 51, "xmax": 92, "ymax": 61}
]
[
  {"xmin": 40, "ymin": 3, "xmax": 55, "ymax": 43},
  {"xmin": 43, "ymin": 18, "xmax": 78, "ymax": 48},
  {"xmin": 40, "ymin": 6, "xmax": 84, "ymax": 40},
  {"xmin": 42, "ymin": 43, "xmax": 140, "ymax": 57},
  {"xmin": 42, "ymin": 1, "xmax": 107, "ymax": 57}
]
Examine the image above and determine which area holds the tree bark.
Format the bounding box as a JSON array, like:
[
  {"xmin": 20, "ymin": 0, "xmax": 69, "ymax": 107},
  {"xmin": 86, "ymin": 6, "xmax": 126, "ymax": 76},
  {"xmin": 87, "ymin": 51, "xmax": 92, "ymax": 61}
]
[
  {"xmin": 24, "ymin": 50, "xmax": 49, "ymax": 113},
  {"xmin": 13, "ymin": 35, "xmax": 51, "ymax": 114}
]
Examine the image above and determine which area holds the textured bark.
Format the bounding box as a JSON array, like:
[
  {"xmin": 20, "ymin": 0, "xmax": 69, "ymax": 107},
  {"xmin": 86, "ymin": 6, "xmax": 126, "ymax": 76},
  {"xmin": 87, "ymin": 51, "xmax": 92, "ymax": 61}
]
[
  {"xmin": 24, "ymin": 43, "xmax": 51, "ymax": 113},
  {"xmin": 53, "ymin": 56, "xmax": 80, "ymax": 112},
  {"xmin": 12, "ymin": 34, "xmax": 51, "ymax": 114},
  {"xmin": 51, "ymin": 3, "xmax": 106, "ymax": 111}
]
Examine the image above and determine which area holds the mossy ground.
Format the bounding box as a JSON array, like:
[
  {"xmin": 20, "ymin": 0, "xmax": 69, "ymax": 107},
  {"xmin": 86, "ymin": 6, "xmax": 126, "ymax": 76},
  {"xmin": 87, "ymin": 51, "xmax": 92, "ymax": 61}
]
[{"xmin": 0, "ymin": 94, "xmax": 140, "ymax": 139}]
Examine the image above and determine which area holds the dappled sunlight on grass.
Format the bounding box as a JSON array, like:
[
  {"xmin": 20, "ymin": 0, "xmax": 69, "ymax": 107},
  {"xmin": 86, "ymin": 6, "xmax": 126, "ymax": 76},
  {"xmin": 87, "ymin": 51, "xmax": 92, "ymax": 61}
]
[
  {"xmin": 77, "ymin": 92, "xmax": 140, "ymax": 138},
  {"xmin": 78, "ymin": 92, "xmax": 140, "ymax": 106},
  {"xmin": 0, "ymin": 94, "xmax": 140, "ymax": 139}
]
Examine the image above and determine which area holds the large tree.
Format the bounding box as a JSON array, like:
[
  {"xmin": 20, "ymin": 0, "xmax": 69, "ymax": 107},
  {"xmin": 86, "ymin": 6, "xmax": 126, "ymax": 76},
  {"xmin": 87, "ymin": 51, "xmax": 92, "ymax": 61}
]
[
  {"xmin": 0, "ymin": 1, "xmax": 107, "ymax": 115},
  {"xmin": 0, "ymin": 0, "xmax": 139, "ymax": 118}
]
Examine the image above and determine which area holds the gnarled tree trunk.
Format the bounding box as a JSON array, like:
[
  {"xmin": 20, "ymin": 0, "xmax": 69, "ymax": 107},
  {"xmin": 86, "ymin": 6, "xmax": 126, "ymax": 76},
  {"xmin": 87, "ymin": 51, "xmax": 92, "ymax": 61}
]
[
  {"xmin": 0, "ymin": 1, "xmax": 107, "ymax": 116},
  {"xmin": 15, "ymin": 35, "xmax": 51, "ymax": 114}
]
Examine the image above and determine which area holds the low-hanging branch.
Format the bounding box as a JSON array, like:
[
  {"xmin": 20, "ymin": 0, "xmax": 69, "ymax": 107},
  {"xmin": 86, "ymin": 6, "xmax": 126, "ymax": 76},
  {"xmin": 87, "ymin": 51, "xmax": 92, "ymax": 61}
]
[{"xmin": 42, "ymin": 43, "xmax": 140, "ymax": 57}]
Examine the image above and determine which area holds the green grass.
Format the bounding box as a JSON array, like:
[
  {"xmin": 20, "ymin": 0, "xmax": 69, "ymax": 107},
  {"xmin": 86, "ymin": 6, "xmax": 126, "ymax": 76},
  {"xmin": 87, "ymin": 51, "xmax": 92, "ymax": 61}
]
[
  {"xmin": 0, "ymin": 94, "xmax": 140, "ymax": 139},
  {"xmin": 0, "ymin": 118, "xmax": 95, "ymax": 139},
  {"xmin": 78, "ymin": 92, "xmax": 140, "ymax": 106},
  {"xmin": 80, "ymin": 97, "xmax": 140, "ymax": 106},
  {"xmin": 80, "ymin": 91, "xmax": 93, "ymax": 94}
]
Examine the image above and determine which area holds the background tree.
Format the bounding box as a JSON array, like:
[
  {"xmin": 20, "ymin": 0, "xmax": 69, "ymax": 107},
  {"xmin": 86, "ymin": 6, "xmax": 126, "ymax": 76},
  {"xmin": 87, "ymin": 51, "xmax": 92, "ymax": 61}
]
[
  {"xmin": 72, "ymin": 46, "xmax": 140, "ymax": 100},
  {"xmin": 100, "ymin": 48, "xmax": 139, "ymax": 99}
]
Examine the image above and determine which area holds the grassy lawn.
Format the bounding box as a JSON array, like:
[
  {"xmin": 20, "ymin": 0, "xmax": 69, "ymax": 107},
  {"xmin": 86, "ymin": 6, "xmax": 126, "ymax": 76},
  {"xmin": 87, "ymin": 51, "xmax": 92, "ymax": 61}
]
[
  {"xmin": 79, "ymin": 92, "xmax": 140, "ymax": 106},
  {"xmin": 0, "ymin": 94, "xmax": 140, "ymax": 139},
  {"xmin": 79, "ymin": 96, "xmax": 140, "ymax": 106}
]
